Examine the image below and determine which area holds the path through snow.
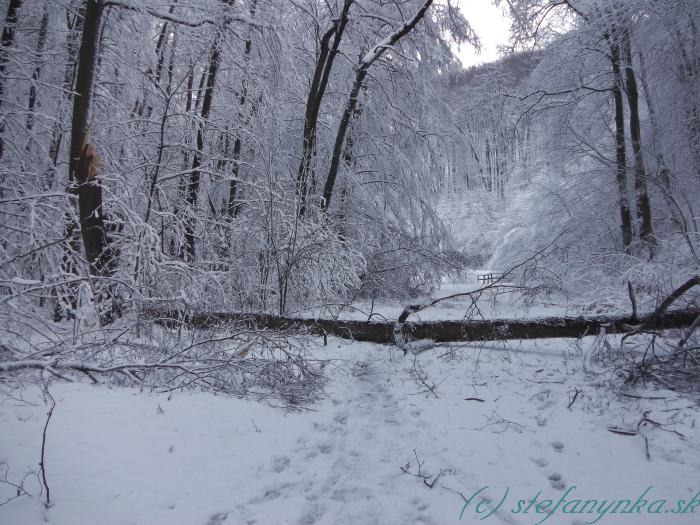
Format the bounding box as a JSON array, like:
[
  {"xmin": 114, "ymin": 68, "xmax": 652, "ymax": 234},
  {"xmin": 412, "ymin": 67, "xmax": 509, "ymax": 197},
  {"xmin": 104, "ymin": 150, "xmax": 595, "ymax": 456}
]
[{"xmin": 2, "ymin": 338, "xmax": 699, "ymax": 525}]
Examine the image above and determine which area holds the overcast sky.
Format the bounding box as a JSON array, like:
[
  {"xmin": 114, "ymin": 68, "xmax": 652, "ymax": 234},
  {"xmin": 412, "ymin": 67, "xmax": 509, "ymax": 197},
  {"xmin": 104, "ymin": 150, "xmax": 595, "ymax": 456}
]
[{"xmin": 451, "ymin": 0, "xmax": 512, "ymax": 67}]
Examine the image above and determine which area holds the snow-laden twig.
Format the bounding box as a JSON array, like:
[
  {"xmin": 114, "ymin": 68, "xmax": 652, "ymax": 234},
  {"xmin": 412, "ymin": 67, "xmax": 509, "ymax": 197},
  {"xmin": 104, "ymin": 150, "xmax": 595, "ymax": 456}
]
[
  {"xmin": 39, "ymin": 380, "xmax": 55, "ymax": 508},
  {"xmin": 102, "ymin": 0, "xmax": 266, "ymax": 29},
  {"xmin": 360, "ymin": 0, "xmax": 435, "ymax": 66}
]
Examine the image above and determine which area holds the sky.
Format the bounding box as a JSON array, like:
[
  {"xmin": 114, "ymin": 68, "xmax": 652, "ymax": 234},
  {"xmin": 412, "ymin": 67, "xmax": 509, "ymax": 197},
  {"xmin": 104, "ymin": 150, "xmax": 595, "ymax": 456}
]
[{"xmin": 451, "ymin": 0, "xmax": 512, "ymax": 67}]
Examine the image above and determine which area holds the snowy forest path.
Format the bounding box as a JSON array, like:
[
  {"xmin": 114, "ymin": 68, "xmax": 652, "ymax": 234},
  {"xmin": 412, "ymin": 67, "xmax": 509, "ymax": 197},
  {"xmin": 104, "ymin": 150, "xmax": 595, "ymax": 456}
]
[
  {"xmin": 2, "ymin": 339, "xmax": 700, "ymax": 525},
  {"xmin": 224, "ymin": 339, "xmax": 700, "ymax": 525},
  {"xmin": 231, "ymin": 351, "xmax": 439, "ymax": 524}
]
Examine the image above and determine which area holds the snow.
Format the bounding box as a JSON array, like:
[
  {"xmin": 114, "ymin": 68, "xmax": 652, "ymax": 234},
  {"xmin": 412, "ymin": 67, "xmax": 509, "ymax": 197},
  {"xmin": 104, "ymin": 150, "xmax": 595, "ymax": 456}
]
[
  {"xmin": 2, "ymin": 337, "xmax": 699, "ymax": 524},
  {"xmin": 298, "ymin": 274, "xmax": 582, "ymax": 322},
  {"xmin": 3, "ymin": 277, "xmax": 42, "ymax": 286},
  {"xmin": 2, "ymin": 1, "xmax": 698, "ymax": 523}
]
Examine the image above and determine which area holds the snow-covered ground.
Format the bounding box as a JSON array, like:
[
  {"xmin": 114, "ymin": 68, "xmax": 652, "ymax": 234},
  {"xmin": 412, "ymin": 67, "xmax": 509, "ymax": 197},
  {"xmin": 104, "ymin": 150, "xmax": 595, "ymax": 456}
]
[
  {"xmin": 2, "ymin": 336, "xmax": 699, "ymax": 525},
  {"xmin": 298, "ymin": 274, "xmax": 584, "ymax": 322}
]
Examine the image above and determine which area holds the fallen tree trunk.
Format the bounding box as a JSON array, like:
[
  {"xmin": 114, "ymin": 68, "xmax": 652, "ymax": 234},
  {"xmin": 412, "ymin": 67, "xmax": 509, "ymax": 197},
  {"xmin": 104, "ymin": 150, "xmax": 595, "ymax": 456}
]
[{"xmin": 146, "ymin": 308, "xmax": 700, "ymax": 345}]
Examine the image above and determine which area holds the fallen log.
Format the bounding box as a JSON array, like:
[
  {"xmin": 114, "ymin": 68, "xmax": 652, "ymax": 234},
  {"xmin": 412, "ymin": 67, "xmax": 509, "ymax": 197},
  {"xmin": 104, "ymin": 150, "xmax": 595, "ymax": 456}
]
[{"xmin": 145, "ymin": 308, "xmax": 700, "ymax": 345}]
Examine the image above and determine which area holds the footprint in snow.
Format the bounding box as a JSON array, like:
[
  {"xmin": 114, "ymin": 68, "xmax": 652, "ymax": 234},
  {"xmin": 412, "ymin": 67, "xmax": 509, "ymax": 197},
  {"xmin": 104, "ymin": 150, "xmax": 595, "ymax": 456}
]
[
  {"xmin": 205, "ymin": 512, "xmax": 232, "ymax": 525},
  {"xmin": 552, "ymin": 441, "xmax": 564, "ymax": 453},
  {"xmin": 298, "ymin": 502, "xmax": 325, "ymax": 525},
  {"xmin": 333, "ymin": 412, "xmax": 348, "ymax": 425},
  {"xmin": 351, "ymin": 361, "xmax": 371, "ymax": 378},
  {"xmin": 246, "ymin": 481, "xmax": 295, "ymax": 505},
  {"xmin": 532, "ymin": 457, "xmax": 548, "ymax": 467},
  {"xmin": 263, "ymin": 487, "xmax": 282, "ymax": 500},
  {"xmin": 330, "ymin": 485, "xmax": 373, "ymax": 502},
  {"xmin": 317, "ymin": 441, "xmax": 333, "ymax": 454},
  {"xmin": 272, "ymin": 455, "xmax": 290, "ymax": 473},
  {"xmin": 412, "ymin": 497, "xmax": 430, "ymax": 512},
  {"xmin": 548, "ymin": 472, "xmax": 566, "ymax": 490}
]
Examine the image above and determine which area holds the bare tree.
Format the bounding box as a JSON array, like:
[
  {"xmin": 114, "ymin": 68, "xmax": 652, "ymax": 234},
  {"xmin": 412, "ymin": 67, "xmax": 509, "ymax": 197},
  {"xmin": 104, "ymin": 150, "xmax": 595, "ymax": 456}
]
[
  {"xmin": 621, "ymin": 25, "xmax": 655, "ymax": 256},
  {"xmin": 68, "ymin": 0, "xmax": 113, "ymax": 277},
  {"xmin": 608, "ymin": 28, "xmax": 634, "ymax": 253},
  {"xmin": 182, "ymin": 37, "xmax": 222, "ymax": 261},
  {"xmin": 296, "ymin": 0, "xmax": 353, "ymax": 217},
  {"xmin": 0, "ymin": 0, "xmax": 23, "ymax": 159},
  {"xmin": 322, "ymin": 0, "xmax": 436, "ymax": 212}
]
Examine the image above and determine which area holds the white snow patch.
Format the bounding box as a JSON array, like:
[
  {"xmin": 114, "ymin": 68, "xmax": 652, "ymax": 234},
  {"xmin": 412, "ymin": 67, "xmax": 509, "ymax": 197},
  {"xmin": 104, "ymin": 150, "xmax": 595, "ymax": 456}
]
[{"xmin": 2, "ymin": 339, "xmax": 699, "ymax": 524}]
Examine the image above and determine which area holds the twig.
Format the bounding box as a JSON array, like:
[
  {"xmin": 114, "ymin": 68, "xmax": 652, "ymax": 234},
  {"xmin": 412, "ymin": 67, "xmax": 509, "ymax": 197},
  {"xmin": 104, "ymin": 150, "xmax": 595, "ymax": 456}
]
[
  {"xmin": 567, "ymin": 388, "xmax": 581, "ymax": 409},
  {"xmin": 39, "ymin": 382, "xmax": 55, "ymax": 508},
  {"xmin": 648, "ymin": 276, "xmax": 700, "ymax": 326},
  {"xmin": 642, "ymin": 433, "xmax": 651, "ymax": 461},
  {"xmin": 638, "ymin": 416, "xmax": 685, "ymax": 439},
  {"xmin": 410, "ymin": 356, "xmax": 438, "ymax": 398},
  {"xmin": 679, "ymin": 313, "xmax": 700, "ymax": 348},
  {"xmin": 424, "ymin": 469, "xmax": 445, "ymax": 489},
  {"xmin": 607, "ymin": 428, "xmax": 638, "ymax": 436},
  {"xmin": 400, "ymin": 448, "xmax": 431, "ymax": 481},
  {"xmin": 619, "ymin": 392, "xmax": 667, "ymax": 400},
  {"xmin": 0, "ymin": 463, "xmax": 33, "ymax": 506},
  {"xmin": 627, "ymin": 280, "xmax": 638, "ymax": 322}
]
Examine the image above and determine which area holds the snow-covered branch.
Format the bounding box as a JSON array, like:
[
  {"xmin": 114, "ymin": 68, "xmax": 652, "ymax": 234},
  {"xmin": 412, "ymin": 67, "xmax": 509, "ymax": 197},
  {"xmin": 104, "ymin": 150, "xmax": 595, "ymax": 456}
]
[
  {"xmin": 360, "ymin": 0, "xmax": 435, "ymax": 66},
  {"xmin": 102, "ymin": 0, "xmax": 266, "ymax": 29}
]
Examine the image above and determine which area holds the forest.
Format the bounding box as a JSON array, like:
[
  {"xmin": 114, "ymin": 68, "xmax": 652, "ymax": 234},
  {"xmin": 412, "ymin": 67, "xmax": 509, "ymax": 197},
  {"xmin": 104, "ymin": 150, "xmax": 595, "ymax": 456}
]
[{"xmin": 1, "ymin": 0, "xmax": 699, "ymax": 524}]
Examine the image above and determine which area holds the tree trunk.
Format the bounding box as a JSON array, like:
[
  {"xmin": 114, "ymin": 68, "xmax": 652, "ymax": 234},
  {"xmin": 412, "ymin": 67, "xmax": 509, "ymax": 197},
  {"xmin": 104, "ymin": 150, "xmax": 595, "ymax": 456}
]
[
  {"xmin": 0, "ymin": 0, "xmax": 23, "ymax": 159},
  {"xmin": 637, "ymin": 51, "xmax": 672, "ymax": 194},
  {"xmin": 168, "ymin": 64, "xmax": 198, "ymax": 256},
  {"xmin": 296, "ymin": 0, "xmax": 353, "ymax": 217},
  {"xmin": 322, "ymin": 67, "xmax": 367, "ymax": 211},
  {"xmin": 226, "ymin": 0, "xmax": 258, "ymax": 221},
  {"xmin": 0, "ymin": 0, "xmax": 21, "ymax": 103},
  {"xmin": 610, "ymin": 38, "xmax": 634, "ymax": 253},
  {"xmin": 68, "ymin": 0, "xmax": 110, "ymax": 275},
  {"xmin": 25, "ymin": 3, "xmax": 49, "ymax": 133},
  {"xmin": 322, "ymin": 0, "xmax": 434, "ymax": 211},
  {"xmin": 621, "ymin": 28, "xmax": 655, "ymax": 257},
  {"xmin": 182, "ymin": 40, "xmax": 221, "ymax": 261},
  {"xmin": 227, "ymin": 135, "xmax": 243, "ymax": 218},
  {"xmin": 636, "ymin": 50, "xmax": 698, "ymax": 258},
  {"xmin": 137, "ymin": 1, "xmax": 176, "ymax": 119},
  {"xmin": 148, "ymin": 308, "xmax": 700, "ymax": 345},
  {"xmin": 46, "ymin": 2, "xmax": 84, "ymax": 187}
]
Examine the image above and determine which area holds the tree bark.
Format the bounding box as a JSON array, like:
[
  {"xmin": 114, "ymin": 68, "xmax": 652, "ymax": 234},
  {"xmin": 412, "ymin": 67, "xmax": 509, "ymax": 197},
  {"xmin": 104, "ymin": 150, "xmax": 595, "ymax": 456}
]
[
  {"xmin": 136, "ymin": 1, "xmax": 176, "ymax": 119},
  {"xmin": 610, "ymin": 37, "xmax": 634, "ymax": 253},
  {"xmin": 0, "ymin": 0, "xmax": 21, "ymax": 103},
  {"xmin": 227, "ymin": 135, "xmax": 243, "ymax": 218},
  {"xmin": 296, "ymin": 0, "xmax": 353, "ymax": 217},
  {"xmin": 0, "ymin": 0, "xmax": 23, "ymax": 159},
  {"xmin": 227, "ymin": 0, "xmax": 258, "ymax": 220},
  {"xmin": 25, "ymin": 3, "xmax": 49, "ymax": 133},
  {"xmin": 322, "ymin": 0, "xmax": 434, "ymax": 212},
  {"xmin": 636, "ymin": 50, "xmax": 698, "ymax": 258},
  {"xmin": 68, "ymin": 0, "xmax": 111, "ymax": 275},
  {"xmin": 621, "ymin": 28, "xmax": 655, "ymax": 256},
  {"xmin": 46, "ymin": 2, "xmax": 84, "ymax": 186},
  {"xmin": 147, "ymin": 308, "xmax": 700, "ymax": 345},
  {"xmin": 182, "ymin": 40, "xmax": 221, "ymax": 261}
]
